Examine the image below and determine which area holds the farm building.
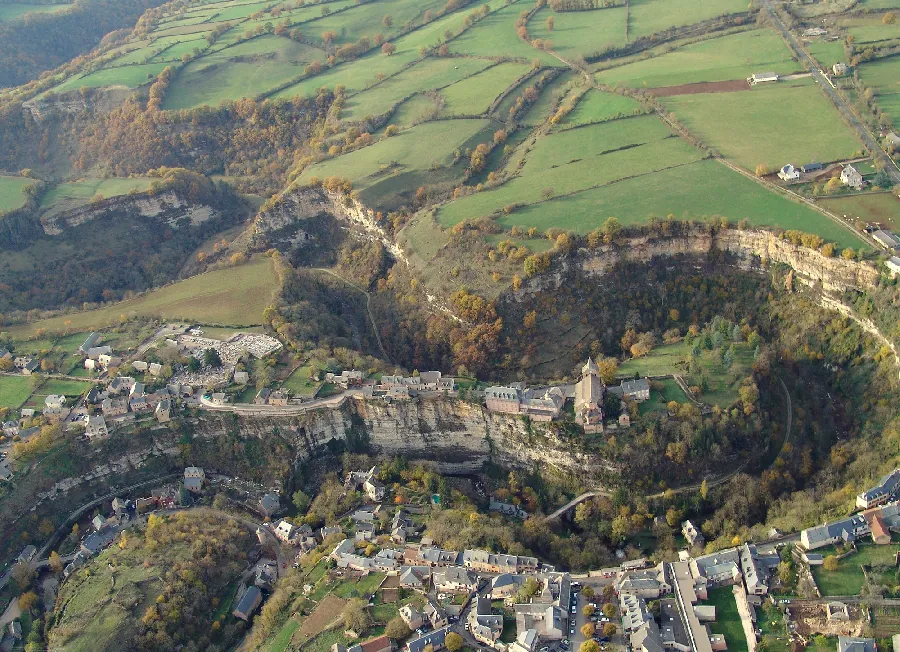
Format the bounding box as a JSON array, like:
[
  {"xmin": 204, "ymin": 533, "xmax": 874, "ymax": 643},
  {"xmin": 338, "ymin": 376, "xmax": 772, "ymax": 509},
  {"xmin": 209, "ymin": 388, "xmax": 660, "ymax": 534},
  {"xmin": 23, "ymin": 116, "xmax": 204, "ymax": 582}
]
[
  {"xmin": 801, "ymin": 162, "xmax": 823, "ymax": 173},
  {"xmin": 873, "ymin": 230, "xmax": 900, "ymax": 250},
  {"xmin": 748, "ymin": 72, "xmax": 779, "ymax": 85},
  {"xmin": 778, "ymin": 165, "xmax": 800, "ymax": 181},
  {"xmin": 833, "ymin": 63, "xmax": 848, "ymax": 76},
  {"xmin": 886, "ymin": 256, "xmax": 900, "ymax": 277}
]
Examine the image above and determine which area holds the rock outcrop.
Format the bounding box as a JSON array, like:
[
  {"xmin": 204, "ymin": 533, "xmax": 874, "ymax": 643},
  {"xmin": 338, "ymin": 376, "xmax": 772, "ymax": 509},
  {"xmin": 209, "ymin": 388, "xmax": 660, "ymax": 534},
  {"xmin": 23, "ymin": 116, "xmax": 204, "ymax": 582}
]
[{"xmin": 40, "ymin": 190, "xmax": 219, "ymax": 235}]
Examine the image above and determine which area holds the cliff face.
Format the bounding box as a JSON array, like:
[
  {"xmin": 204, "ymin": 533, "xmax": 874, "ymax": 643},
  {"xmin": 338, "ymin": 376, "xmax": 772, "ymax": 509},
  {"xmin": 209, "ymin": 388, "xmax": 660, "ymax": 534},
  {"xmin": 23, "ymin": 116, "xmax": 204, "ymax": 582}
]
[
  {"xmin": 577, "ymin": 230, "xmax": 878, "ymax": 293},
  {"xmin": 191, "ymin": 398, "xmax": 614, "ymax": 482},
  {"xmin": 41, "ymin": 190, "xmax": 219, "ymax": 235}
]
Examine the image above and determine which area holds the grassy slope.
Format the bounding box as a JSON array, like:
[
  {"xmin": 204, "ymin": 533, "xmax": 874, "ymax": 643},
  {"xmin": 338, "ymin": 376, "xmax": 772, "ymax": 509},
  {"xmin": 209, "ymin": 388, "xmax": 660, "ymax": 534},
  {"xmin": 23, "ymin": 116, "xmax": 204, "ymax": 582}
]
[
  {"xmin": 528, "ymin": 5, "xmax": 627, "ymax": 59},
  {"xmin": 8, "ymin": 256, "xmax": 278, "ymax": 337},
  {"xmin": 440, "ymin": 61, "xmax": 531, "ymax": 115},
  {"xmin": 39, "ymin": 178, "xmax": 155, "ymax": 213},
  {"xmin": 627, "ymin": 0, "xmax": 748, "ymax": 40},
  {"xmin": 662, "ymin": 82, "xmax": 862, "ymax": 170},
  {"xmin": 0, "ymin": 2, "xmax": 70, "ymax": 22},
  {"xmin": 0, "ymin": 176, "xmax": 32, "ymax": 212},
  {"xmin": 485, "ymin": 160, "xmax": 868, "ymax": 249},
  {"xmin": 557, "ymin": 90, "xmax": 643, "ymax": 127},
  {"xmin": 596, "ymin": 29, "xmax": 797, "ymax": 88}
]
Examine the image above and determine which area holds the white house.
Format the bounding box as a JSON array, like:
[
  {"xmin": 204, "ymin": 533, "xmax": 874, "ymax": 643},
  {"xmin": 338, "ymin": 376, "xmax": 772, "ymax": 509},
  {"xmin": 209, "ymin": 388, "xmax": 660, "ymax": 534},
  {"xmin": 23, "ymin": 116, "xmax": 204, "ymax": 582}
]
[
  {"xmin": 840, "ymin": 165, "xmax": 864, "ymax": 190},
  {"xmin": 778, "ymin": 164, "xmax": 800, "ymax": 182},
  {"xmin": 833, "ymin": 62, "xmax": 848, "ymax": 76}
]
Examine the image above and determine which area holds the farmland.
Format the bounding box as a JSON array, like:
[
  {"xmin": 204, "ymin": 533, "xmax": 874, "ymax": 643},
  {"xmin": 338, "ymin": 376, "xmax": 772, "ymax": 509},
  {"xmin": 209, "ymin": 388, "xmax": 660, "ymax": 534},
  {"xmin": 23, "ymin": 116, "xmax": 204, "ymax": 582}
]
[
  {"xmin": 857, "ymin": 55, "xmax": 900, "ymax": 126},
  {"xmin": 38, "ymin": 177, "xmax": 155, "ymax": 214},
  {"xmin": 0, "ymin": 376, "xmax": 33, "ymax": 411},
  {"xmin": 818, "ymin": 193, "xmax": 900, "ymax": 231},
  {"xmin": 0, "ymin": 175, "xmax": 33, "ymax": 213},
  {"xmin": 661, "ymin": 82, "xmax": 862, "ymax": 171},
  {"xmin": 8, "ymin": 256, "xmax": 279, "ymax": 338},
  {"xmin": 595, "ymin": 29, "xmax": 797, "ymax": 89}
]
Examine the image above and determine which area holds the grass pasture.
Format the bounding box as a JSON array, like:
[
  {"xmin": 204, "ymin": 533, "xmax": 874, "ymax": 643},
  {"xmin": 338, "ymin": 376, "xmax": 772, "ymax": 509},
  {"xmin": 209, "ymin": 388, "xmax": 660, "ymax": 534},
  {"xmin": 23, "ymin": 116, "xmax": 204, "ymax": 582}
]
[
  {"xmin": 288, "ymin": 0, "xmax": 447, "ymax": 46},
  {"xmin": 557, "ymin": 90, "xmax": 644, "ymax": 128},
  {"xmin": 39, "ymin": 178, "xmax": 154, "ymax": 214},
  {"xmin": 627, "ymin": 0, "xmax": 748, "ymax": 41},
  {"xmin": 857, "ymin": 55, "xmax": 900, "ymax": 126},
  {"xmin": 806, "ymin": 39, "xmax": 846, "ymax": 69},
  {"xmin": 440, "ymin": 62, "xmax": 531, "ymax": 116},
  {"xmin": 528, "ymin": 5, "xmax": 627, "ymax": 59},
  {"xmin": 818, "ymin": 193, "xmax": 900, "ymax": 231},
  {"xmin": 340, "ymin": 57, "xmax": 493, "ymax": 121},
  {"xmin": 447, "ymin": 0, "xmax": 560, "ymax": 65},
  {"xmin": 596, "ymin": 29, "xmax": 797, "ymax": 89},
  {"xmin": 0, "ymin": 2, "xmax": 70, "ymax": 22},
  {"xmin": 8, "ymin": 257, "xmax": 278, "ymax": 338},
  {"xmin": 481, "ymin": 159, "xmax": 868, "ymax": 249},
  {"xmin": 298, "ymin": 118, "xmax": 491, "ymax": 202},
  {"xmin": 49, "ymin": 63, "xmax": 171, "ymax": 95},
  {"xmin": 0, "ymin": 176, "xmax": 33, "ymax": 213},
  {"xmin": 0, "ymin": 376, "xmax": 34, "ymax": 411},
  {"xmin": 662, "ymin": 82, "xmax": 862, "ymax": 171},
  {"xmin": 163, "ymin": 36, "xmax": 325, "ymax": 109}
]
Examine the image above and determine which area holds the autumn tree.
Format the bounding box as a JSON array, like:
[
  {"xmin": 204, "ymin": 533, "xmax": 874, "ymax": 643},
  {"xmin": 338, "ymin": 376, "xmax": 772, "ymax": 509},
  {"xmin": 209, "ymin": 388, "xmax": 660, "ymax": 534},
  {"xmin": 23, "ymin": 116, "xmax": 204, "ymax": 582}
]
[
  {"xmin": 386, "ymin": 616, "xmax": 411, "ymax": 639},
  {"xmin": 446, "ymin": 632, "xmax": 464, "ymax": 652},
  {"xmin": 18, "ymin": 591, "xmax": 38, "ymax": 611},
  {"xmin": 823, "ymin": 555, "xmax": 839, "ymax": 571},
  {"xmin": 755, "ymin": 163, "xmax": 769, "ymax": 177},
  {"xmin": 581, "ymin": 622, "xmax": 596, "ymax": 638},
  {"xmin": 10, "ymin": 563, "xmax": 35, "ymax": 593},
  {"xmin": 583, "ymin": 604, "xmax": 596, "ymax": 618},
  {"xmin": 343, "ymin": 598, "xmax": 372, "ymax": 634},
  {"xmin": 883, "ymin": 11, "xmax": 895, "ymax": 23},
  {"xmin": 602, "ymin": 622, "xmax": 618, "ymax": 637},
  {"xmin": 48, "ymin": 551, "xmax": 63, "ymax": 574},
  {"xmin": 382, "ymin": 42, "xmax": 396, "ymax": 55},
  {"xmin": 580, "ymin": 640, "xmax": 600, "ymax": 652},
  {"xmin": 602, "ymin": 603, "xmax": 617, "ymax": 619},
  {"xmin": 546, "ymin": 16, "xmax": 554, "ymax": 30},
  {"xmin": 382, "ymin": 14, "xmax": 393, "ymax": 26}
]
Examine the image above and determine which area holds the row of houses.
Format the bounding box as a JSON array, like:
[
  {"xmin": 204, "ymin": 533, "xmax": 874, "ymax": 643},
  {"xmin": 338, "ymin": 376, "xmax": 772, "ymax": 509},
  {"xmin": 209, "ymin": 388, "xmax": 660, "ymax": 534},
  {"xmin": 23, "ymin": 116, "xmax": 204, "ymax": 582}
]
[{"xmin": 800, "ymin": 500, "xmax": 900, "ymax": 550}]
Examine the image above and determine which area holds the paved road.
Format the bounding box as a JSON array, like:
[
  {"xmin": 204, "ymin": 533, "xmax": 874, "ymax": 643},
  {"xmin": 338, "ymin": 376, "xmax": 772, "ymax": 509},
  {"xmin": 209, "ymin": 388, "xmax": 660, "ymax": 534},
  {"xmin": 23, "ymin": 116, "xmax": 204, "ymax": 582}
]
[{"xmin": 759, "ymin": 0, "xmax": 900, "ymax": 185}]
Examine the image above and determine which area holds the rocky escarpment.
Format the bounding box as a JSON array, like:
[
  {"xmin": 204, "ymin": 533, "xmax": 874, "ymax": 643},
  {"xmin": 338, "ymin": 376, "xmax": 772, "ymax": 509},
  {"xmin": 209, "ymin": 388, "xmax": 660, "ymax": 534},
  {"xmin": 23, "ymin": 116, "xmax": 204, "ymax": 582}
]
[
  {"xmin": 576, "ymin": 229, "xmax": 878, "ymax": 293},
  {"xmin": 40, "ymin": 190, "xmax": 219, "ymax": 235},
  {"xmin": 192, "ymin": 397, "xmax": 615, "ymax": 482}
]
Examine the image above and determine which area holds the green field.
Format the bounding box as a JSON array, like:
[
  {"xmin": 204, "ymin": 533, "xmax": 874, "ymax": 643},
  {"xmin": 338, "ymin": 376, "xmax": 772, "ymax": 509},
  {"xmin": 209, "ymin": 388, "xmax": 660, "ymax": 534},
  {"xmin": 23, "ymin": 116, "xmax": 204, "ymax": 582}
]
[
  {"xmin": 596, "ymin": 29, "xmax": 797, "ymax": 89},
  {"xmin": 163, "ymin": 36, "xmax": 325, "ymax": 109},
  {"xmin": 9, "ymin": 257, "xmax": 278, "ymax": 338},
  {"xmin": 812, "ymin": 544, "xmax": 900, "ymax": 596},
  {"xmin": 841, "ymin": 17, "xmax": 900, "ymax": 44},
  {"xmin": 528, "ymin": 5, "xmax": 627, "ymax": 59},
  {"xmin": 340, "ymin": 57, "xmax": 494, "ymax": 121},
  {"xmin": 558, "ymin": 90, "xmax": 644, "ymax": 128},
  {"xmin": 858, "ymin": 55, "xmax": 900, "ymax": 126},
  {"xmin": 662, "ymin": 82, "xmax": 862, "ymax": 171},
  {"xmin": 38, "ymin": 379, "xmax": 94, "ymax": 397},
  {"xmin": 281, "ymin": 365, "xmax": 320, "ymax": 396},
  {"xmin": 447, "ymin": 0, "xmax": 561, "ymax": 65},
  {"xmin": 289, "ymin": 0, "xmax": 446, "ymax": 46},
  {"xmin": 619, "ymin": 338, "xmax": 755, "ymax": 407},
  {"xmin": 628, "ymin": 0, "xmax": 748, "ymax": 41},
  {"xmin": 39, "ymin": 178, "xmax": 154, "ymax": 213},
  {"xmin": 806, "ymin": 39, "xmax": 847, "ymax": 69},
  {"xmin": 0, "ymin": 176, "xmax": 33, "ymax": 213},
  {"xmin": 819, "ymin": 192, "xmax": 900, "ymax": 231},
  {"xmin": 298, "ymin": 118, "xmax": 491, "ymax": 200},
  {"xmin": 705, "ymin": 587, "xmax": 749, "ymax": 652},
  {"xmin": 440, "ymin": 62, "xmax": 531, "ymax": 116},
  {"xmin": 49, "ymin": 63, "xmax": 171, "ymax": 95},
  {"xmin": 0, "ymin": 2, "xmax": 70, "ymax": 21},
  {"xmin": 0, "ymin": 376, "xmax": 33, "ymax": 411}
]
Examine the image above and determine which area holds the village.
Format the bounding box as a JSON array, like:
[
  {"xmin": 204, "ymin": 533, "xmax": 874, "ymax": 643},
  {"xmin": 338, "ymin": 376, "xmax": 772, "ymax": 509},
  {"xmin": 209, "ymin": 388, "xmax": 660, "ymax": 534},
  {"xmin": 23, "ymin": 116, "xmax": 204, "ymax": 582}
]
[{"xmin": 5, "ymin": 454, "xmax": 895, "ymax": 652}]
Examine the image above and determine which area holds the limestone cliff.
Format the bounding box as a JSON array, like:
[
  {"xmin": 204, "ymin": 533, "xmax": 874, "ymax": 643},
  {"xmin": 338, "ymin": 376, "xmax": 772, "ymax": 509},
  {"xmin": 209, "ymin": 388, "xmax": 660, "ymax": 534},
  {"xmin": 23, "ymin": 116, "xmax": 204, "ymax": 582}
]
[
  {"xmin": 190, "ymin": 397, "xmax": 615, "ymax": 483},
  {"xmin": 40, "ymin": 190, "xmax": 219, "ymax": 235}
]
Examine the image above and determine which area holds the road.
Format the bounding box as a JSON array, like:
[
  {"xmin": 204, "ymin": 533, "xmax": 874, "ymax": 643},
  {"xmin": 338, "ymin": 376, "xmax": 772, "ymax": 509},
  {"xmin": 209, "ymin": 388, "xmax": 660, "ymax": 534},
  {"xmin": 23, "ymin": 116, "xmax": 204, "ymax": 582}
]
[
  {"xmin": 759, "ymin": 0, "xmax": 900, "ymax": 185},
  {"xmin": 199, "ymin": 391, "xmax": 355, "ymax": 415}
]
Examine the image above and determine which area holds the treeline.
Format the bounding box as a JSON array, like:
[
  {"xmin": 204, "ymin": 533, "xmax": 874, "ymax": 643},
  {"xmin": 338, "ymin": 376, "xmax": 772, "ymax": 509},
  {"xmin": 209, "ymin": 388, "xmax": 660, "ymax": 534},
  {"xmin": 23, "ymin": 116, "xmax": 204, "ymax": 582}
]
[{"xmin": 0, "ymin": 0, "xmax": 169, "ymax": 89}]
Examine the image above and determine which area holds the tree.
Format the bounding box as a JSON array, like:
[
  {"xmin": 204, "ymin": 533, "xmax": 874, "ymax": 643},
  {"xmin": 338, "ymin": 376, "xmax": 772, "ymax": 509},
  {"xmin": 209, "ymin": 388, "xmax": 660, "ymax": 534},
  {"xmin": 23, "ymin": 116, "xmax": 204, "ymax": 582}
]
[
  {"xmin": 581, "ymin": 585, "xmax": 595, "ymax": 600},
  {"xmin": 10, "ymin": 563, "xmax": 34, "ymax": 593},
  {"xmin": 48, "ymin": 551, "xmax": 63, "ymax": 574},
  {"xmin": 343, "ymin": 598, "xmax": 372, "ymax": 634},
  {"xmin": 602, "ymin": 622, "xmax": 618, "ymax": 637},
  {"xmin": 665, "ymin": 506, "xmax": 681, "ymax": 527},
  {"xmin": 385, "ymin": 616, "xmax": 411, "ymax": 639},
  {"xmin": 755, "ymin": 163, "xmax": 769, "ymax": 177},
  {"xmin": 583, "ymin": 604, "xmax": 596, "ymax": 618},
  {"xmin": 700, "ymin": 479, "xmax": 709, "ymax": 500},
  {"xmin": 445, "ymin": 632, "xmax": 464, "ymax": 652},
  {"xmin": 883, "ymin": 11, "xmax": 895, "ymax": 23},
  {"xmin": 381, "ymin": 42, "xmax": 396, "ymax": 55},
  {"xmin": 18, "ymin": 591, "xmax": 38, "ymax": 611},
  {"xmin": 546, "ymin": 16, "xmax": 554, "ymax": 30},
  {"xmin": 580, "ymin": 640, "xmax": 600, "ymax": 652},
  {"xmin": 203, "ymin": 348, "xmax": 222, "ymax": 368},
  {"xmin": 581, "ymin": 623, "xmax": 596, "ymax": 638},
  {"xmin": 382, "ymin": 14, "xmax": 393, "ymax": 26},
  {"xmin": 823, "ymin": 555, "xmax": 839, "ymax": 571},
  {"xmin": 602, "ymin": 602, "xmax": 617, "ymax": 619},
  {"xmin": 293, "ymin": 489, "xmax": 311, "ymax": 513}
]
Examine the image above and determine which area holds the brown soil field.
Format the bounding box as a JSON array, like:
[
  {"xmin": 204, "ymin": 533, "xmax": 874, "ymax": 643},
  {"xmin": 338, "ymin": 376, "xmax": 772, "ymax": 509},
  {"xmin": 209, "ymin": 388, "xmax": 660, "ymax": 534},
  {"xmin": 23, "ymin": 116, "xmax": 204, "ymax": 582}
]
[
  {"xmin": 298, "ymin": 594, "xmax": 348, "ymax": 640},
  {"xmin": 649, "ymin": 79, "xmax": 750, "ymax": 96}
]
